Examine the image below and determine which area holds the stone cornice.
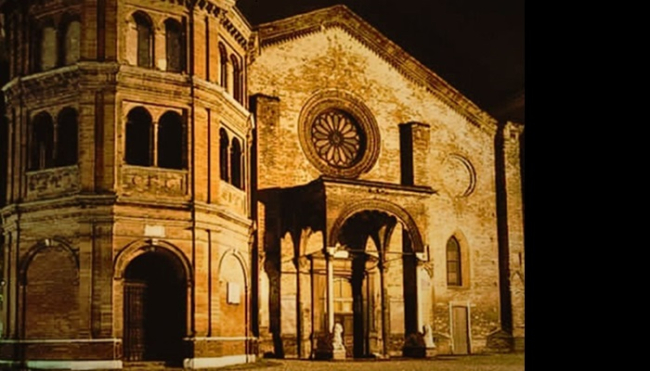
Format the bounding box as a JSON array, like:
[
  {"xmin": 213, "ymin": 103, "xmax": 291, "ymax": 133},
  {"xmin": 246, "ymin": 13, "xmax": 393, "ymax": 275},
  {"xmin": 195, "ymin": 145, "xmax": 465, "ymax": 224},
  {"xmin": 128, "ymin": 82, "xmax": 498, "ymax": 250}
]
[
  {"xmin": 319, "ymin": 175, "xmax": 436, "ymax": 196},
  {"xmin": 3, "ymin": 194, "xmax": 117, "ymax": 215},
  {"xmin": 221, "ymin": 7, "xmax": 251, "ymax": 50},
  {"xmin": 156, "ymin": 0, "xmax": 249, "ymax": 49},
  {"xmin": 2, "ymin": 65, "xmax": 80, "ymax": 106},
  {"xmin": 2, "ymin": 62, "xmax": 121, "ymax": 106},
  {"xmin": 254, "ymin": 5, "xmax": 498, "ymax": 133},
  {"xmin": 194, "ymin": 201, "xmax": 252, "ymax": 229},
  {"xmin": 192, "ymin": 77, "xmax": 251, "ymax": 122}
]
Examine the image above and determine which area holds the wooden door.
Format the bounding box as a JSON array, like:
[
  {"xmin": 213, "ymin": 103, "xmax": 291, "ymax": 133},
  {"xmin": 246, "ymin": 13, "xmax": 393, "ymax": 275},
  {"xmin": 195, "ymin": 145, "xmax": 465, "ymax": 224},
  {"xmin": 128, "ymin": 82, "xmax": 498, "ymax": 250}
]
[
  {"xmin": 124, "ymin": 281, "xmax": 146, "ymax": 361},
  {"xmin": 451, "ymin": 306, "xmax": 470, "ymax": 354}
]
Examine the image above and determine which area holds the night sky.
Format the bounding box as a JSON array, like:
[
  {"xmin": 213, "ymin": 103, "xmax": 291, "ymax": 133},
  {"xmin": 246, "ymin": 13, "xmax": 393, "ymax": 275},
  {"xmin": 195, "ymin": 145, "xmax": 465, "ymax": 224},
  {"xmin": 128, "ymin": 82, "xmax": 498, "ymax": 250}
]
[{"xmin": 237, "ymin": 0, "xmax": 525, "ymax": 115}]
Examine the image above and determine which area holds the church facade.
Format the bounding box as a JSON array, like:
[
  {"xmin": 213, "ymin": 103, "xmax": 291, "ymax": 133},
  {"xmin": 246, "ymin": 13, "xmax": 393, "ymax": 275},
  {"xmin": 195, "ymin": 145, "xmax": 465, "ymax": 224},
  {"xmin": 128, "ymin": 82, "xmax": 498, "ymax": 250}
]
[{"xmin": 0, "ymin": 0, "xmax": 524, "ymax": 369}]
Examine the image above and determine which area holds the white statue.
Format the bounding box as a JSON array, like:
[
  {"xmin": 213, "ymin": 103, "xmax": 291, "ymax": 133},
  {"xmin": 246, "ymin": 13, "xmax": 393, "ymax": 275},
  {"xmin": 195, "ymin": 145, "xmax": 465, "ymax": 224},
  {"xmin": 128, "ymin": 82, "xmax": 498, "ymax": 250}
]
[
  {"xmin": 423, "ymin": 324, "xmax": 435, "ymax": 348},
  {"xmin": 333, "ymin": 322, "xmax": 345, "ymax": 350}
]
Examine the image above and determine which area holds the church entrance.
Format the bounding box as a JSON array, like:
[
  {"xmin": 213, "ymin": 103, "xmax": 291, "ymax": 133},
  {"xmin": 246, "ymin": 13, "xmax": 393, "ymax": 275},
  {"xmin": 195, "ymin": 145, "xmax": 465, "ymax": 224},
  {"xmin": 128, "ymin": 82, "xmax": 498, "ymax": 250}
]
[
  {"xmin": 123, "ymin": 250, "xmax": 186, "ymax": 365},
  {"xmin": 328, "ymin": 209, "xmax": 420, "ymax": 357}
]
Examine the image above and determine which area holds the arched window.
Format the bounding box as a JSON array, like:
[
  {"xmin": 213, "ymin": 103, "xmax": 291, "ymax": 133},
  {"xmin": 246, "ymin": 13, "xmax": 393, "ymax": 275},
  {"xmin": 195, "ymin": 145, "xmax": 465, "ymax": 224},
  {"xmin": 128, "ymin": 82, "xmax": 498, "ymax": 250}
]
[
  {"xmin": 219, "ymin": 43, "xmax": 227, "ymax": 89},
  {"xmin": 158, "ymin": 111, "xmax": 184, "ymax": 169},
  {"xmin": 125, "ymin": 107, "xmax": 153, "ymax": 166},
  {"xmin": 165, "ymin": 19, "xmax": 183, "ymax": 73},
  {"xmin": 219, "ymin": 128, "xmax": 229, "ymax": 181},
  {"xmin": 62, "ymin": 19, "xmax": 81, "ymax": 66},
  {"xmin": 40, "ymin": 25, "xmax": 57, "ymax": 71},
  {"xmin": 231, "ymin": 54, "xmax": 242, "ymax": 103},
  {"xmin": 56, "ymin": 107, "xmax": 78, "ymax": 166},
  {"xmin": 230, "ymin": 137, "xmax": 242, "ymax": 189},
  {"xmin": 29, "ymin": 112, "xmax": 54, "ymax": 170},
  {"xmin": 446, "ymin": 236, "xmax": 462, "ymax": 286},
  {"xmin": 133, "ymin": 12, "xmax": 153, "ymax": 68}
]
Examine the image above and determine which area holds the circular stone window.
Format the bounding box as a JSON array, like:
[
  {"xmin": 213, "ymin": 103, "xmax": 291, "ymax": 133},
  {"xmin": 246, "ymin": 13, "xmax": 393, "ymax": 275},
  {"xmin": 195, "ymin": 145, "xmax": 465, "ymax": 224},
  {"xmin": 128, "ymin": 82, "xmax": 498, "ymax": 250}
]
[
  {"xmin": 311, "ymin": 110, "xmax": 365, "ymax": 168},
  {"xmin": 299, "ymin": 90, "xmax": 380, "ymax": 178}
]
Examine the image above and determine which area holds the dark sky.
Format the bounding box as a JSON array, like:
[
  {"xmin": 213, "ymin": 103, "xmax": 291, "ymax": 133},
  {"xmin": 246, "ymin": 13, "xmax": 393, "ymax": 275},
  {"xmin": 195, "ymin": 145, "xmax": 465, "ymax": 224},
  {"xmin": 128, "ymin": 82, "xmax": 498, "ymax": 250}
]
[{"xmin": 237, "ymin": 0, "xmax": 524, "ymax": 114}]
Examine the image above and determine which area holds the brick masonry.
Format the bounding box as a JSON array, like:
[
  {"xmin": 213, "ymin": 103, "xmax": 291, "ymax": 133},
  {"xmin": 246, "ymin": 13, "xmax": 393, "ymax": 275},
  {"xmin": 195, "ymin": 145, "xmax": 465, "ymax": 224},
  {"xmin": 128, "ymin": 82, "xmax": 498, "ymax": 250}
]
[{"xmin": 0, "ymin": 1, "xmax": 524, "ymax": 368}]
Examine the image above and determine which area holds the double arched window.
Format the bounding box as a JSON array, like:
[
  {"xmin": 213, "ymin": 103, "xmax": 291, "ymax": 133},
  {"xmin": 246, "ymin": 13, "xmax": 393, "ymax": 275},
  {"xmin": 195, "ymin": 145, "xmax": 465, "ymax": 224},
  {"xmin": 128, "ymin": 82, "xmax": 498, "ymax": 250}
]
[
  {"xmin": 216, "ymin": 43, "xmax": 245, "ymax": 104},
  {"xmin": 31, "ymin": 15, "xmax": 80, "ymax": 72},
  {"xmin": 130, "ymin": 12, "xmax": 185, "ymax": 73},
  {"xmin": 28, "ymin": 108, "xmax": 79, "ymax": 171},
  {"xmin": 124, "ymin": 107, "xmax": 186, "ymax": 169},
  {"xmin": 219, "ymin": 128, "xmax": 245, "ymax": 190}
]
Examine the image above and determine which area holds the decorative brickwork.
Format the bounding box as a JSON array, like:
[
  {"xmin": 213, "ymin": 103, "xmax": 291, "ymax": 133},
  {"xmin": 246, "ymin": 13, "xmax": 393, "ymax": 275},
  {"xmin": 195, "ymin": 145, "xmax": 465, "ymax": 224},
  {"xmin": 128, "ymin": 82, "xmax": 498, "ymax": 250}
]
[{"xmin": 0, "ymin": 2, "xmax": 524, "ymax": 369}]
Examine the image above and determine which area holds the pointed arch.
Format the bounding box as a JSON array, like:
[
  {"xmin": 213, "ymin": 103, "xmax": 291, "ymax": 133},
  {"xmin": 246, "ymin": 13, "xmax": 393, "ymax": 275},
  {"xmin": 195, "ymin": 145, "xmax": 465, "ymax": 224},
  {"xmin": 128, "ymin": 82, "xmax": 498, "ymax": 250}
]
[
  {"xmin": 446, "ymin": 236, "xmax": 462, "ymax": 286},
  {"xmin": 446, "ymin": 230, "xmax": 471, "ymax": 288}
]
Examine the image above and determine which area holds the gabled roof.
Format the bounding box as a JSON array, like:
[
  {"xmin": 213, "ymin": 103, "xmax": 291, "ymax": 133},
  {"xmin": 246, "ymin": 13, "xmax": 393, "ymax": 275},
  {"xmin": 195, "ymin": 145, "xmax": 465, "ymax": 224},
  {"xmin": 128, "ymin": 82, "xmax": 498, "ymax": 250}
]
[{"xmin": 253, "ymin": 5, "xmax": 497, "ymax": 132}]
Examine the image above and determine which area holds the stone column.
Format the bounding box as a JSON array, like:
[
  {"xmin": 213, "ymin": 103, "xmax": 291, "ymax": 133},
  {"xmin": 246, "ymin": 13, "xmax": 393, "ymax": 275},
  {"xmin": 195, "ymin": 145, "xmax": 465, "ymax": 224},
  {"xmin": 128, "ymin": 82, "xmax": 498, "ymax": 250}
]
[
  {"xmin": 379, "ymin": 257, "xmax": 389, "ymax": 357},
  {"xmin": 325, "ymin": 246, "xmax": 335, "ymax": 333}
]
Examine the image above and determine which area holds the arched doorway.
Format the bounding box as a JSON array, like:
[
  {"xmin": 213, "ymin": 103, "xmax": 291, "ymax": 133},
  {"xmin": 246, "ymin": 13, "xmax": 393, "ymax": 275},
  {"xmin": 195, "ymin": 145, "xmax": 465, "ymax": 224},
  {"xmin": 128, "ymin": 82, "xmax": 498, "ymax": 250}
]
[{"xmin": 123, "ymin": 250, "xmax": 186, "ymax": 364}]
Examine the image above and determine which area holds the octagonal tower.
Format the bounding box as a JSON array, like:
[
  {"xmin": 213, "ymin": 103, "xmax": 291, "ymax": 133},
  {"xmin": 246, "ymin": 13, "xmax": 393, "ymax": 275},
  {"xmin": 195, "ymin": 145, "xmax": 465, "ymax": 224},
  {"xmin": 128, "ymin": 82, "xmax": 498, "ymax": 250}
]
[{"xmin": 0, "ymin": 0, "xmax": 255, "ymax": 369}]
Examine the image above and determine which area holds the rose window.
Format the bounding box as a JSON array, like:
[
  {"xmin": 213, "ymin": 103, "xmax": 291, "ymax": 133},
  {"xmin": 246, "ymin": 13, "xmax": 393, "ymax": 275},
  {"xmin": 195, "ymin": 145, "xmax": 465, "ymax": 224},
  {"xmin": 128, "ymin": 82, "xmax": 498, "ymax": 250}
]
[{"xmin": 310, "ymin": 110, "xmax": 363, "ymax": 168}]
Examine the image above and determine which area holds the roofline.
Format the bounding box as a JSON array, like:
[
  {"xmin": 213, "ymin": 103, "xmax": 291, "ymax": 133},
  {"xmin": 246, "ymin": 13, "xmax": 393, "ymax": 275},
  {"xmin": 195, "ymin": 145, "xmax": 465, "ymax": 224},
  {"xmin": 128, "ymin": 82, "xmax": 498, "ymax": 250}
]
[
  {"xmin": 232, "ymin": 4, "xmax": 252, "ymax": 30},
  {"xmin": 253, "ymin": 5, "xmax": 498, "ymax": 132}
]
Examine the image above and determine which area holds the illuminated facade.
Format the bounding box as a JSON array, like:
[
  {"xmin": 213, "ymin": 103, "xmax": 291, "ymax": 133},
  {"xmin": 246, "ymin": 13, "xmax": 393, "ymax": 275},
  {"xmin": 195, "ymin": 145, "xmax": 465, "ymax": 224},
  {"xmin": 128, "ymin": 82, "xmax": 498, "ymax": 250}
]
[{"xmin": 0, "ymin": 1, "xmax": 524, "ymax": 369}]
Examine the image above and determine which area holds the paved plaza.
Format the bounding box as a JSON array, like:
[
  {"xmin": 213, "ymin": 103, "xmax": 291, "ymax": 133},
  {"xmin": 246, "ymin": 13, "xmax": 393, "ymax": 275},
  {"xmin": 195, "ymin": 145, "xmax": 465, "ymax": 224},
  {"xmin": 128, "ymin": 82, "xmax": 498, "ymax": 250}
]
[{"xmin": 218, "ymin": 353, "xmax": 525, "ymax": 371}]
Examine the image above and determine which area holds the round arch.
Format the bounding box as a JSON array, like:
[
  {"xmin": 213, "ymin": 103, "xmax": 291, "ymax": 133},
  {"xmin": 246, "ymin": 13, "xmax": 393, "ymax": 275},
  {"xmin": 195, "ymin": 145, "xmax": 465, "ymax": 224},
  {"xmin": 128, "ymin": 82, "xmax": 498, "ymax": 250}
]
[
  {"xmin": 329, "ymin": 199, "xmax": 425, "ymax": 253},
  {"xmin": 115, "ymin": 239, "xmax": 190, "ymax": 362},
  {"xmin": 113, "ymin": 239, "xmax": 193, "ymax": 285},
  {"xmin": 19, "ymin": 238, "xmax": 79, "ymax": 285},
  {"xmin": 217, "ymin": 248, "xmax": 249, "ymax": 284}
]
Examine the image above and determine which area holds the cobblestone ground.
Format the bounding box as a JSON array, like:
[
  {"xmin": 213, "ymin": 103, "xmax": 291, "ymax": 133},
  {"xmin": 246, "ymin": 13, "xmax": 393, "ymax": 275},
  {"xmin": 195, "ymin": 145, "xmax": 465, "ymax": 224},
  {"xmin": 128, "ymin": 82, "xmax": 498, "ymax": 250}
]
[{"xmin": 218, "ymin": 353, "xmax": 525, "ymax": 371}]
